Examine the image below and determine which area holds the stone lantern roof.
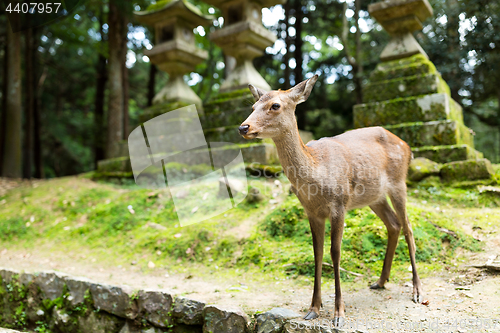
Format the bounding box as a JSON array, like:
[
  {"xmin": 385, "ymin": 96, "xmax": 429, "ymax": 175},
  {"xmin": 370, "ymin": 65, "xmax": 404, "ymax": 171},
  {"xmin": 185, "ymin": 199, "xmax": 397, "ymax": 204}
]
[{"xmin": 134, "ymin": 0, "xmax": 213, "ymax": 28}]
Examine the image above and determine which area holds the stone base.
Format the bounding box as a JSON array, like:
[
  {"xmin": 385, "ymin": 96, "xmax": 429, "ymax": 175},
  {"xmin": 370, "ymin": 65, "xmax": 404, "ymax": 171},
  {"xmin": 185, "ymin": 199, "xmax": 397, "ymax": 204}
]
[
  {"xmin": 412, "ymin": 144, "xmax": 483, "ymax": 164},
  {"xmin": 97, "ymin": 143, "xmax": 279, "ymax": 174},
  {"xmin": 354, "ymin": 93, "xmax": 463, "ymax": 128},
  {"xmin": 440, "ymin": 159, "xmax": 494, "ymax": 182},
  {"xmin": 384, "ymin": 119, "xmax": 473, "ymax": 148}
]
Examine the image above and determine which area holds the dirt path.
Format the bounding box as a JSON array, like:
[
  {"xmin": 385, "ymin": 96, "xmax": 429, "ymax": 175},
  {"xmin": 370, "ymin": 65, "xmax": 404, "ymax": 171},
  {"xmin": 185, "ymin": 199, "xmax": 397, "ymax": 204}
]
[{"xmin": 1, "ymin": 244, "xmax": 499, "ymax": 332}]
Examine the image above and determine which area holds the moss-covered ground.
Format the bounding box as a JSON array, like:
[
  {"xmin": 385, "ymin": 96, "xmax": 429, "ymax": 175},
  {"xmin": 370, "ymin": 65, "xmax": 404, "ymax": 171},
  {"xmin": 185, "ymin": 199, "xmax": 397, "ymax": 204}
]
[{"xmin": 1, "ymin": 167, "xmax": 500, "ymax": 294}]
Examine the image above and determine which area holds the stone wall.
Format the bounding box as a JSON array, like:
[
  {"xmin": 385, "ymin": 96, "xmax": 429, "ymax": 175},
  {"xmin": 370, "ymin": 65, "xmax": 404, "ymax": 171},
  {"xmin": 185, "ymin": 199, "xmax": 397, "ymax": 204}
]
[{"xmin": 0, "ymin": 268, "xmax": 309, "ymax": 333}]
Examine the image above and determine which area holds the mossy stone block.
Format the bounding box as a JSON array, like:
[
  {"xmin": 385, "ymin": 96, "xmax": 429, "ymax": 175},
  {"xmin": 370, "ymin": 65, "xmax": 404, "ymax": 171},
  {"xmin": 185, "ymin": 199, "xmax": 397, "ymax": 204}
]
[
  {"xmin": 440, "ymin": 159, "xmax": 494, "ymax": 182},
  {"xmin": 354, "ymin": 93, "xmax": 463, "ymax": 128},
  {"xmin": 97, "ymin": 156, "xmax": 132, "ymax": 173},
  {"xmin": 200, "ymin": 107, "xmax": 251, "ymax": 128},
  {"xmin": 363, "ymin": 73, "xmax": 450, "ymax": 103},
  {"xmin": 369, "ymin": 55, "xmax": 437, "ymax": 82},
  {"xmin": 203, "ymin": 125, "xmax": 261, "ymax": 144},
  {"xmin": 203, "ymin": 89, "xmax": 254, "ymax": 115},
  {"xmin": 385, "ymin": 120, "xmax": 473, "ymax": 148},
  {"xmin": 138, "ymin": 101, "xmax": 192, "ymax": 124},
  {"xmin": 408, "ymin": 157, "xmax": 441, "ymax": 182},
  {"xmin": 412, "ymin": 144, "xmax": 483, "ymax": 164}
]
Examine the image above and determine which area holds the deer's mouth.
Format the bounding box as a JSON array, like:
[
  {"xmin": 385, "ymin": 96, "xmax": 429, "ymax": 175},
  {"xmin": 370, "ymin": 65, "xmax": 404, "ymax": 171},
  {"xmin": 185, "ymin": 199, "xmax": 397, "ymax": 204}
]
[{"xmin": 242, "ymin": 132, "xmax": 259, "ymax": 139}]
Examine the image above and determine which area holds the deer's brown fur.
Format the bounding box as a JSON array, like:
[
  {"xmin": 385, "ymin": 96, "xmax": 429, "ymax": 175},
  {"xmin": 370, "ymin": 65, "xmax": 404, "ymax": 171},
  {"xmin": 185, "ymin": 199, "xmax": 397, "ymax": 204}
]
[{"xmin": 239, "ymin": 75, "xmax": 423, "ymax": 326}]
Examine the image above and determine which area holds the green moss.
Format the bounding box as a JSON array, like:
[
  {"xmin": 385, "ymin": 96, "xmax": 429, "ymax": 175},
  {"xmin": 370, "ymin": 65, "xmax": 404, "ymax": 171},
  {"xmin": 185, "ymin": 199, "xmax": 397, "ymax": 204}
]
[
  {"xmin": 384, "ymin": 120, "xmax": 472, "ymax": 148},
  {"xmin": 412, "ymin": 144, "xmax": 483, "ymax": 164},
  {"xmin": 440, "ymin": 159, "xmax": 494, "ymax": 183},
  {"xmin": 363, "ymin": 73, "xmax": 447, "ymax": 103},
  {"xmin": 354, "ymin": 93, "xmax": 451, "ymax": 128}
]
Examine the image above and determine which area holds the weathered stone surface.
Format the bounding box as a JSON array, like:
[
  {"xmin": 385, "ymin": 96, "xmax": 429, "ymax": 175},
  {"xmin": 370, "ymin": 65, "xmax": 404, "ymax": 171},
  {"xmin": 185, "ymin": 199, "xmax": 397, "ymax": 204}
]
[
  {"xmin": 90, "ymin": 283, "xmax": 139, "ymax": 319},
  {"xmin": 412, "ymin": 144, "xmax": 483, "ymax": 164},
  {"xmin": 0, "ymin": 328, "xmax": 27, "ymax": 332},
  {"xmin": 173, "ymin": 296, "xmax": 205, "ymax": 325},
  {"xmin": 363, "ymin": 73, "xmax": 448, "ymax": 103},
  {"xmin": 245, "ymin": 187, "xmax": 265, "ymax": 203},
  {"xmin": 118, "ymin": 321, "xmax": 164, "ymax": 333},
  {"xmin": 440, "ymin": 159, "xmax": 494, "ymax": 182},
  {"xmin": 202, "ymin": 304, "xmax": 249, "ymax": 333},
  {"xmin": 407, "ymin": 157, "xmax": 441, "ymax": 182},
  {"xmin": 255, "ymin": 307, "xmax": 302, "ymax": 333},
  {"xmin": 65, "ymin": 275, "xmax": 93, "ymax": 306},
  {"xmin": 384, "ymin": 120, "xmax": 473, "ymax": 148},
  {"xmin": 369, "ymin": 54, "xmax": 436, "ymax": 82},
  {"xmin": 77, "ymin": 310, "xmax": 124, "ymax": 333},
  {"xmin": 138, "ymin": 289, "xmax": 173, "ymax": 328},
  {"xmin": 34, "ymin": 271, "xmax": 66, "ymax": 300},
  {"xmin": 19, "ymin": 272, "xmax": 34, "ymax": 286},
  {"xmin": 49, "ymin": 307, "xmax": 72, "ymax": 332},
  {"xmin": 97, "ymin": 156, "xmax": 133, "ymax": 173},
  {"xmin": 0, "ymin": 268, "xmax": 19, "ymax": 286},
  {"xmin": 354, "ymin": 93, "xmax": 463, "ymax": 128}
]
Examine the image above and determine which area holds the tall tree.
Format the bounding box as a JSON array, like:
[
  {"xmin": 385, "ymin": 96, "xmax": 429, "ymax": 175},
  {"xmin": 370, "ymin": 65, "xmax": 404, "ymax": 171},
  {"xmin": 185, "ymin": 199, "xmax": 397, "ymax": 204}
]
[
  {"xmin": 94, "ymin": 6, "xmax": 107, "ymax": 166},
  {"xmin": 23, "ymin": 28, "xmax": 35, "ymax": 179},
  {"xmin": 2, "ymin": 17, "xmax": 22, "ymax": 178},
  {"xmin": 106, "ymin": 0, "xmax": 128, "ymax": 158}
]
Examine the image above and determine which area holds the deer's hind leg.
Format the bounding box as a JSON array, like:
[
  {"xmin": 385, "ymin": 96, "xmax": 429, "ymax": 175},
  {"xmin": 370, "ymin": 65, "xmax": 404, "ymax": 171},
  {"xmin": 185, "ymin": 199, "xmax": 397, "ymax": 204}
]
[
  {"xmin": 389, "ymin": 183, "xmax": 423, "ymax": 303},
  {"xmin": 369, "ymin": 197, "xmax": 402, "ymax": 289}
]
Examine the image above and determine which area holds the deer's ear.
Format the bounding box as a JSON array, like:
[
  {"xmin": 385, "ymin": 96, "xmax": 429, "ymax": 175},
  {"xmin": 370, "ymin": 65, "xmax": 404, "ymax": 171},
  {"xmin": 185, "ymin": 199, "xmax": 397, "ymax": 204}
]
[
  {"xmin": 248, "ymin": 84, "xmax": 267, "ymax": 101},
  {"xmin": 289, "ymin": 74, "xmax": 319, "ymax": 104}
]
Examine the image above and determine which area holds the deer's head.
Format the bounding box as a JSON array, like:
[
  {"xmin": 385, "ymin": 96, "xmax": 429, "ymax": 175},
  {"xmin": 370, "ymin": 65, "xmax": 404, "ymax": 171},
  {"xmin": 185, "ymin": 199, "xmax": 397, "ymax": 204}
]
[{"xmin": 239, "ymin": 74, "xmax": 319, "ymax": 140}]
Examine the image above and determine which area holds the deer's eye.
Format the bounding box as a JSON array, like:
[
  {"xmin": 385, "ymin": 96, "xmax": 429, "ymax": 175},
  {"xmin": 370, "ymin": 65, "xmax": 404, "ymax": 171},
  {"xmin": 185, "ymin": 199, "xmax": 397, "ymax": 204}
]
[{"xmin": 271, "ymin": 103, "xmax": 280, "ymax": 110}]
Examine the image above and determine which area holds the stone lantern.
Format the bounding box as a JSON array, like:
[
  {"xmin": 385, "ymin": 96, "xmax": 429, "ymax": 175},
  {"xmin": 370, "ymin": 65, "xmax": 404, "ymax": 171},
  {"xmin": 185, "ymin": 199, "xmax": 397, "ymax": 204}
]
[
  {"xmin": 205, "ymin": 0, "xmax": 285, "ymax": 91},
  {"xmin": 134, "ymin": 0, "xmax": 213, "ymax": 112},
  {"xmin": 369, "ymin": 0, "xmax": 432, "ymax": 61}
]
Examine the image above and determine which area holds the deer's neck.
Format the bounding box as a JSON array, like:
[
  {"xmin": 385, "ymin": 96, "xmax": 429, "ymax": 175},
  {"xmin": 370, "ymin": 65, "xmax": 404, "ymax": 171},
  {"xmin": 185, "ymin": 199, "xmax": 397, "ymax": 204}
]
[{"xmin": 272, "ymin": 128, "xmax": 314, "ymax": 183}]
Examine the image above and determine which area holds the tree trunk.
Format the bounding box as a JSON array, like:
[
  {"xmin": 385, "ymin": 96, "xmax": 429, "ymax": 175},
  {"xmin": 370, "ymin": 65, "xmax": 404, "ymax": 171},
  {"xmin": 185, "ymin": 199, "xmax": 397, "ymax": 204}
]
[
  {"xmin": 23, "ymin": 28, "xmax": 34, "ymax": 179},
  {"xmin": 122, "ymin": 17, "xmax": 129, "ymax": 140},
  {"xmin": 283, "ymin": 1, "xmax": 291, "ymax": 89},
  {"xmin": 2, "ymin": 20, "xmax": 22, "ymax": 178},
  {"xmin": 106, "ymin": 0, "xmax": 125, "ymax": 158},
  {"xmin": 0, "ymin": 42, "xmax": 7, "ymax": 175},
  {"xmin": 147, "ymin": 63, "xmax": 157, "ymax": 107},
  {"xmin": 94, "ymin": 8, "xmax": 107, "ymax": 167},
  {"xmin": 353, "ymin": 0, "xmax": 363, "ymax": 104},
  {"xmin": 294, "ymin": 0, "xmax": 305, "ymax": 129},
  {"xmin": 35, "ymin": 65, "xmax": 47, "ymax": 179}
]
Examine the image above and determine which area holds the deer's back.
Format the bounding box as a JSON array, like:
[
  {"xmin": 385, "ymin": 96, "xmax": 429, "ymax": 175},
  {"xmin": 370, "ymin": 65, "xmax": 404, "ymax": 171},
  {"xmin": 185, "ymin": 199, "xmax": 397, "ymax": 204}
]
[{"xmin": 303, "ymin": 126, "xmax": 411, "ymax": 211}]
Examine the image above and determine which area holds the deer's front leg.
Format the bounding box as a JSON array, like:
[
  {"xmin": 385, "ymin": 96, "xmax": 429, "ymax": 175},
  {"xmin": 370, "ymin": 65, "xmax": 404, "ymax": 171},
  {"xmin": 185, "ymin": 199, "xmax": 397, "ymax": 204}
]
[
  {"xmin": 330, "ymin": 209, "xmax": 345, "ymax": 327},
  {"xmin": 303, "ymin": 214, "xmax": 325, "ymax": 320}
]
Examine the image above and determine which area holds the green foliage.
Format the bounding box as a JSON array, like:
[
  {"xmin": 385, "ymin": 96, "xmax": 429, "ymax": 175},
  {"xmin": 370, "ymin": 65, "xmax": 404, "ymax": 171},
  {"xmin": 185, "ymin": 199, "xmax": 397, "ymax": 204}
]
[{"xmin": 0, "ymin": 217, "xmax": 31, "ymax": 241}]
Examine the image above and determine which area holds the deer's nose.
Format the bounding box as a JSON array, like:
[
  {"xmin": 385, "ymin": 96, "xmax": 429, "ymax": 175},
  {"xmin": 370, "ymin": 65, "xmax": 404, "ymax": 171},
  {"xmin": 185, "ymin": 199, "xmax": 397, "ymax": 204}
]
[{"xmin": 239, "ymin": 125, "xmax": 250, "ymax": 135}]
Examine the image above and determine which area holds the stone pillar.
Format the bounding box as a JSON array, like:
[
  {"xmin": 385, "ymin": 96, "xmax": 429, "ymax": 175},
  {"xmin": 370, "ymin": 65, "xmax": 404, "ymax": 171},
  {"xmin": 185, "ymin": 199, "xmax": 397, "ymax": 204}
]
[
  {"xmin": 205, "ymin": 0, "xmax": 285, "ymax": 91},
  {"xmin": 134, "ymin": 0, "xmax": 213, "ymax": 113},
  {"xmin": 353, "ymin": 0, "xmax": 493, "ymax": 182}
]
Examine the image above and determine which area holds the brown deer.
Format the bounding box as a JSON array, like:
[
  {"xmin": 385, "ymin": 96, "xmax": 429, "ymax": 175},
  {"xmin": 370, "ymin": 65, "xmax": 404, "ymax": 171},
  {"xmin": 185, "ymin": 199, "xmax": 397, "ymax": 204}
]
[{"xmin": 239, "ymin": 75, "xmax": 422, "ymax": 327}]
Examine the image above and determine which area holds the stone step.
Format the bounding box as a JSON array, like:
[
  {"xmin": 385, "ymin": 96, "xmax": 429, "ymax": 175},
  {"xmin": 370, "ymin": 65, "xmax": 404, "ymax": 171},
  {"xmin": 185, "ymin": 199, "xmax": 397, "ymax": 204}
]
[
  {"xmin": 204, "ymin": 125, "xmax": 261, "ymax": 144},
  {"xmin": 385, "ymin": 120, "xmax": 474, "ymax": 148},
  {"xmin": 440, "ymin": 158, "xmax": 494, "ymax": 182},
  {"xmin": 363, "ymin": 72, "xmax": 450, "ymax": 103},
  {"xmin": 354, "ymin": 93, "xmax": 464, "ymax": 128},
  {"xmin": 200, "ymin": 107, "xmax": 251, "ymax": 128},
  {"xmin": 97, "ymin": 142, "xmax": 279, "ymax": 173},
  {"xmin": 412, "ymin": 144, "xmax": 483, "ymax": 164},
  {"xmin": 369, "ymin": 54, "xmax": 437, "ymax": 82},
  {"xmin": 204, "ymin": 89, "xmax": 254, "ymax": 115}
]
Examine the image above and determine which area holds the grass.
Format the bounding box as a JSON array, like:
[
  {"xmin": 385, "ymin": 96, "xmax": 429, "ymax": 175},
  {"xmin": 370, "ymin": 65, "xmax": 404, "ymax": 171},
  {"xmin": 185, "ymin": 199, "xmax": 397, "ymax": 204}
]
[{"xmin": 0, "ymin": 170, "xmax": 499, "ymax": 290}]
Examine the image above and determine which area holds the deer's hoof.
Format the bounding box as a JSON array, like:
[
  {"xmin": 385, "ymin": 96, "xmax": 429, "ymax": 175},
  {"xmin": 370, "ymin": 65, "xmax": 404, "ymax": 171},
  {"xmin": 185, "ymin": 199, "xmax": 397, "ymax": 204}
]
[
  {"xmin": 303, "ymin": 311, "xmax": 319, "ymax": 320},
  {"xmin": 332, "ymin": 316, "xmax": 345, "ymax": 328},
  {"xmin": 369, "ymin": 281, "xmax": 385, "ymax": 290},
  {"xmin": 413, "ymin": 292, "xmax": 423, "ymax": 304}
]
